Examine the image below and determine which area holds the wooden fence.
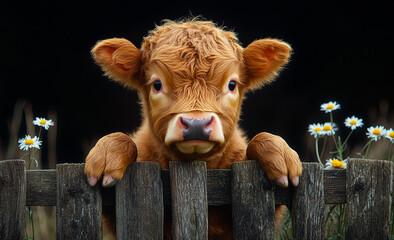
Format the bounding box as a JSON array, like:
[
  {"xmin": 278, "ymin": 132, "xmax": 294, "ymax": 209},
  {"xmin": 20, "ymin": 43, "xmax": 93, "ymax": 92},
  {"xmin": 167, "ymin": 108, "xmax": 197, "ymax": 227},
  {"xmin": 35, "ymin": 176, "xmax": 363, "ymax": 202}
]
[{"xmin": 0, "ymin": 159, "xmax": 393, "ymax": 239}]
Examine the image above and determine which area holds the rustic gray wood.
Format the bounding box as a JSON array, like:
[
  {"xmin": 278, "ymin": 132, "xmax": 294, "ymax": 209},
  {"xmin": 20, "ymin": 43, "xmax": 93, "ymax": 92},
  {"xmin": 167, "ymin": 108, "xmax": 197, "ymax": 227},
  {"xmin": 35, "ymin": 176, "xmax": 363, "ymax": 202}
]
[
  {"xmin": 26, "ymin": 169, "xmax": 56, "ymax": 206},
  {"xmin": 207, "ymin": 170, "xmax": 232, "ymax": 205},
  {"xmin": 0, "ymin": 160, "xmax": 26, "ymax": 240},
  {"xmin": 291, "ymin": 162, "xmax": 324, "ymax": 240},
  {"xmin": 24, "ymin": 167, "xmax": 352, "ymax": 206},
  {"xmin": 56, "ymin": 163, "xmax": 102, "ymax": 240},
  {"xmin": 231, "ymin": 160, "xmax": 275, "ymax": 239},
  {"xmin": 169, "ymin": 161, "xmax": 208, "ymax": 240},
  {"xmin": 116, "ymin": 161, "xmax": 163, "ymax": 239},
  {"xmin": 346, "ymin": 159, "xmax": 393, "ymax": 240},
  {"xmin": 323, "ymin": 169, "xmax": 346, "ymax": 204}
]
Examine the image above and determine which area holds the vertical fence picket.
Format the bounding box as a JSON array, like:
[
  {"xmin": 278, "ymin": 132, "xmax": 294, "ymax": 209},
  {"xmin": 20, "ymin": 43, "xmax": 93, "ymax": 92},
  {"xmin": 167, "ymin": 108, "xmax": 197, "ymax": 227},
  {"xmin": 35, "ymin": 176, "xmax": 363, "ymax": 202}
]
[
  {"xmin": 56, "ymin": 164, "xmax": 102, "ymax": 240},
  {"xmin": 116, "ymin": 161, "xmax": 163, "ymax": 239},
  {"xmin": 346, "ymin": 159, "xmax": 393, "ymax": 239},
  {"xmin": 0, "ymin": 160, "xmax": 26, "ymax": 240},
  {"xmin": 231, "ymin": 160, "xmax": 275, "ymax": 239},
  {"xmin": 291, "ymin": 162, "xmax": 324, "ymax": 240},
  {"xmin": 169, "ymin": 161, "xmax": 208, "ymax": 240}
]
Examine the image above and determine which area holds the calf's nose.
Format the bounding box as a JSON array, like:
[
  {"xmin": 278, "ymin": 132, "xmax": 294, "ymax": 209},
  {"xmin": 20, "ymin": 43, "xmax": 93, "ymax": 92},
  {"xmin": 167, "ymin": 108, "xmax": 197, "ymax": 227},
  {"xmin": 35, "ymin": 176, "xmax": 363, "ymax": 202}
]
[{"xmin": 181, "ymin": 116, "xmax": 212, "ymax": 141}]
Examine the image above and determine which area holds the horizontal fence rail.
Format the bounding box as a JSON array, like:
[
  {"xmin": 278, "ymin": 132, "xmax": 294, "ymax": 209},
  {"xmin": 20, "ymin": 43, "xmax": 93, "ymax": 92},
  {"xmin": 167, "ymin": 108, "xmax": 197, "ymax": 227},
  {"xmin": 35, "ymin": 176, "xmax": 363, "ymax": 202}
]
[
  {"xmin": 1, "ymin": 158, "xmax": 393, "ymax": 239},
  {"xmin": 24, "ymin": 165, "xmax": 349, "ymax": 206}
]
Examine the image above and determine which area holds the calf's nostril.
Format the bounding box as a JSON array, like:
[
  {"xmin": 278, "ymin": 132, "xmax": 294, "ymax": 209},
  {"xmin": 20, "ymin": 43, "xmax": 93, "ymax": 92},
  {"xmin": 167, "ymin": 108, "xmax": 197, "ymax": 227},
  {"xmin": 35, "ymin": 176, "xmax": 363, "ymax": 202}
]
[{"xmin": 180, "ymin": 117, "xmax": 191, "ymax": 129}]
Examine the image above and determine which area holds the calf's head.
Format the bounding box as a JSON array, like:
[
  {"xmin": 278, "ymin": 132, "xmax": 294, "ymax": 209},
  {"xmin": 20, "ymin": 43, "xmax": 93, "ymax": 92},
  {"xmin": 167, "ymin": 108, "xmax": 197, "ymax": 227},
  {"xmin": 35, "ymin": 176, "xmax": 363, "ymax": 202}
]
[{"xmin": 91, "ymin": 20, "xmax": 291, "ymax": 158}]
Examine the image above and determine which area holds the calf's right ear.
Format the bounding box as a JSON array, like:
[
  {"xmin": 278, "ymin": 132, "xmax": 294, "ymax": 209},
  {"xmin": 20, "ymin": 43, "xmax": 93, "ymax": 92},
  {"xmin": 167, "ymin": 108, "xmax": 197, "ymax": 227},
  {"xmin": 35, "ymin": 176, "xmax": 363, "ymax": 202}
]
[
  {"xmin": 91, "ymin": 38, "xmax": 142, "ymax": 89},
  {"xmin": 242, "ymin": 39, "xmax": 292, "ymax": 90}
]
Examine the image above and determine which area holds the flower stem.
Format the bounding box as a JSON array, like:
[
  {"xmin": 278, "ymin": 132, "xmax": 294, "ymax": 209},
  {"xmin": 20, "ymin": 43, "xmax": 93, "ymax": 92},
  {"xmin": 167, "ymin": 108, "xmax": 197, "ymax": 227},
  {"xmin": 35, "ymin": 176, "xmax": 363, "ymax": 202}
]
[
  {"xmin": 37, "ymin": 127, "xmax": 42, "ymax": 140},
  {"xmin": 315, "ymin": 138, "xmax": 324, "ymax": 167},
  {"xmin": 360, "ymin": 139, "xmax": 374, "ymax": 159},
  {"xmin": 329, "ymin": 112, "xmax": 343, "ymax": 160},
  {"xmin": 28, "ymin": 149, "xmax": 32, "ymax": 170},
  {"xmin": 320, "ymin": 136, "xmax": 327, "ymax": 160},
  {"xmin": 342, "ymin": 130, "xmax": 353, "ymax": 148}
]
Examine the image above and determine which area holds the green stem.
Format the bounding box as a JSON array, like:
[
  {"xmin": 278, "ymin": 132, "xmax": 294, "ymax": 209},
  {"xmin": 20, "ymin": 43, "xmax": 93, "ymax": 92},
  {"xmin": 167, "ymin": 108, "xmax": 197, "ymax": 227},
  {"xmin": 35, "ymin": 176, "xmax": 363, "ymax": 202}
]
[
  {"xmin": 330, "ymin": 112, "xmax": 334, "ymax": 125},
  {"xmin": 37, "ymin": 127, "xmax": 42, "ymax": 140},
  {"xmin": 315, "ymin": 138, "xmax": 324, "ymax": 167},
  {"xmin": 28, "ymin": 150, "xmax": 32, "ymax": 170},
  {"xmin": 27, "ymin": 207, "xmax": 35, "ymax": 240},
  {"xmin": 342, "ymin": 130, "xmax": 354, "ymax": 148},
  {"xmin": 320, "ymin": 136, "xmax": 327, "ymax": 160},
  {"xmin": 329, "ymin": 112, "xmax": 343, "ymax": 160},
  {"xmin": 391, "ymin": 144, "xmax": 394, "ymax": 162},
  {"xmin": 360, "ymin": 139, "xmax": 374, "ymax": 158},
  {"xmin": 360, "ymin": 138, "xmax": 373, "ymax": 158},
  {"xmin": 20, "ymin": 152, "xmax": 31, "ymax": 161}
]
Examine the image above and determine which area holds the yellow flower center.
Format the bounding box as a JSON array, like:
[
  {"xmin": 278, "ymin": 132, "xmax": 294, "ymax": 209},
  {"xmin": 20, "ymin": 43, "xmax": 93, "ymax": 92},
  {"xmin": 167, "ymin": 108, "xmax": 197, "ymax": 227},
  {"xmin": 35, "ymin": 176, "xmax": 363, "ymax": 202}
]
[
  {"xmin": 314, "ymin": 127, "xmax": 322, "ymax": 132},
  {"xmin": 323, "ymin": 125, "xmax": 332, "ymax": 131},
  {"xmin": 25, "ymin": 139, "xmax": 34, "ymax": 145},
  {"xmin": 372, "ymin": 129, "xmax": 381, "ymax": 136},
  {"xmin": 349, "ymin": 120, "xmax": 357, "ymax": 125},
  {"xmin": 39, "ymin": 119, "xmax": 47, "ymax": 125},
  {"xmin": 326, "ymin": 104, "xmax": 335, "ymax": 110},
  {"xmin": 331, "ymin": 159, "xmax": 344, "ymax": 168},
  {"xmin": 389, "ymin": 132, "xmax": 394, "ymax": 138}
]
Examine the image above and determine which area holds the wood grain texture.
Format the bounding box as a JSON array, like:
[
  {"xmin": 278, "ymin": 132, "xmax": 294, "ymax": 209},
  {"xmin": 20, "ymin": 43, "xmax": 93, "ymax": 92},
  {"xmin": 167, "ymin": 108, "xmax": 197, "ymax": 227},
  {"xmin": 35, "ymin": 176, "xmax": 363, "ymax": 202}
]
[
  {"xmin": 0, "ymin": 160, "xmax": 26, "ymax": 240},
  {"xmin": 25, "ymin": 166, "xmax": 353, "ymax": 206},
  {"xmin": 346, "ymin": 159, "xmax": 393, "ymax": 240},
  {"xmin": 116, "ymin": 161, "xmax": 163, "ymax": 239},
  {"xmin": 231, "ymin": 160, "xmax": 275, "ymax": 239},
  {"xmin": 291, "ymin": 162, "xmax": 324, "ymax": 240},
  {"xmin": 56, "ymin": 164, "xmax": 102, "ymax": 240},
  {"xmin": 170, "ymin": 161, "xmax": 208, "ymax": 240},
  {"xmin": 26, "ymin": 169, "xmax": 56, "ymax": 206}
]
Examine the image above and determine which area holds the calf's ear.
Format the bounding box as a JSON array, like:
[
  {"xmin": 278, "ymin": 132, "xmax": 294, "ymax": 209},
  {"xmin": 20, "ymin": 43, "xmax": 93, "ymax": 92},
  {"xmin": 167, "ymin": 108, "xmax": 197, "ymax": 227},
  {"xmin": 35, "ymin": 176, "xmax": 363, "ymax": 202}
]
[
  {"xmin": 242, "ymin": 39, "xmax": 292, "ymax": 90},
  {"xmin": 91, "ymin": 38, "xmax": 142, "ymax": 89}
]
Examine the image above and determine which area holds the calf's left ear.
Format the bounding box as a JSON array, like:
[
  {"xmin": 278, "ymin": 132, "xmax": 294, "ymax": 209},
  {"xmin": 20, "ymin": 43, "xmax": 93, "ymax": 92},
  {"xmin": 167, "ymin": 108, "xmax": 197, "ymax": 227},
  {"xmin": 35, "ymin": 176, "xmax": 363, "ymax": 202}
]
[
  {"xmin": 91, "ymin": 38, "xmax": 143, "ymax": 89},
  {"xmin": 242, "ymin": 39, "xmax": 292, "ymax": 90}
]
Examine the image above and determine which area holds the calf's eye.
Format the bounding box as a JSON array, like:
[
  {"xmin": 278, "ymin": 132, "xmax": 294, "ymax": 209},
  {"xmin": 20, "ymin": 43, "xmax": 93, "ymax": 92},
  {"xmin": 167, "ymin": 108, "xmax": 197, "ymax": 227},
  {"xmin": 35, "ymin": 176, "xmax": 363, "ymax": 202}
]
[
  {"xmin": 228, "ymin": 81, "xmax": 236, "ymax": 92},
  {"xmin": 153, "ymin": 80, "xmax": 162, "ymax": 92}
]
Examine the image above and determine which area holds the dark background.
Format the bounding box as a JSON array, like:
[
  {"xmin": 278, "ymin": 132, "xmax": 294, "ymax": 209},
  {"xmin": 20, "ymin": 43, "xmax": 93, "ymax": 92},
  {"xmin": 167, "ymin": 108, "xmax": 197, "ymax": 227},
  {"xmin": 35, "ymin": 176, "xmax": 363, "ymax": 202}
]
[{"xmin": 1, "ymin": 0, "xmax": 394, "ymax": 166}]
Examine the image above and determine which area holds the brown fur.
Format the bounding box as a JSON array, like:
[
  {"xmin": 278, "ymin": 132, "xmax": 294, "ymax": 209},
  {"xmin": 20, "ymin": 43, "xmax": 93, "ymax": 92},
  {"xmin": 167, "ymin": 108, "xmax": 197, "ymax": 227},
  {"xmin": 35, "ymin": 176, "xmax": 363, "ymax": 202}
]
[{"xmin": 85, "ymin": 19, "xmax": 302, "ymax": 239}]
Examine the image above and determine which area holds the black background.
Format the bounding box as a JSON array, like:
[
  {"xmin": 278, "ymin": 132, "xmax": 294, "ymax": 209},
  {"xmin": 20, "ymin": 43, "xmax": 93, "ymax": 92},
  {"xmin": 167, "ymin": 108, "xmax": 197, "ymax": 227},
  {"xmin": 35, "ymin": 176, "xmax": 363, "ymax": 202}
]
[{"xmin": 1, "ymin": 0, "xmax": 394, "ymax": 166}]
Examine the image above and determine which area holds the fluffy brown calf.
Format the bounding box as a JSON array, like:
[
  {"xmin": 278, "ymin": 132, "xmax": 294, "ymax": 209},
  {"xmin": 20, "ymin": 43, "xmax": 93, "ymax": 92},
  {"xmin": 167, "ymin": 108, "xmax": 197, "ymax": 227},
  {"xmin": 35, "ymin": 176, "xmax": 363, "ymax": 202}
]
[{"xmin": 85, "ymin": 19, "xmax": 302, "ymax": 239}]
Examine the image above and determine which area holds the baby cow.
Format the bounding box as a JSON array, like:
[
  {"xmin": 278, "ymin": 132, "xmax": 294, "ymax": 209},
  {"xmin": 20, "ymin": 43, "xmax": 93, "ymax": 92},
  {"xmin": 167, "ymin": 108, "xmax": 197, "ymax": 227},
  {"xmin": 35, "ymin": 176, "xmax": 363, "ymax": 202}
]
[{"xmin": 85, "ymin": 19, "xmax": 302, "ymax": 239}]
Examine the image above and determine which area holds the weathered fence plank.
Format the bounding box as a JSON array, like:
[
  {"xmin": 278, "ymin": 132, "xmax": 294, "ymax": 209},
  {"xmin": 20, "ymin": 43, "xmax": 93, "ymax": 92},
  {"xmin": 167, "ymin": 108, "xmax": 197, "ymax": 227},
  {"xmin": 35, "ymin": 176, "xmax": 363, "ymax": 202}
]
[
  {"xmin": 116, "ymin": 161, "xmax": 163, "ymax": 239},
  {"xmin": 56, "ymin": 164, "xmax": 102, "ymax": 240},
  {"xmin": 346, "ymin": 159, "xmax": 393, "ymax": 240},
  {"xmin": 26, "ymin": 170, "xmax": 56, "ymax": 206},
  {"xmin": 231, "ymin": 160, "xmax": 275, "ymax": 239},
  {"xmin": 0, "ymin": 160, "xmax": 26, "ymax": 240},
  {"xmin": 291, "ymin": 162, "xmax": 324, "ymax": 240},
  {"xmin": 169, "ymin": 161, "xmax": 208, "ymax": 240}
]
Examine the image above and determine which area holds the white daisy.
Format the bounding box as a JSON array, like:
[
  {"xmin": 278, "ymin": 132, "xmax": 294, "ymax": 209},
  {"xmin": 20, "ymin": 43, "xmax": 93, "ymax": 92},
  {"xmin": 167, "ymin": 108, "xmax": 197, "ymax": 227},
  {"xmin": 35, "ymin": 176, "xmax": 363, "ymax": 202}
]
[
  {"xmin": 366, "ymin": 126, "xmax": 386, "ymax": 141},
  {"xmin": 33, "ymin": 117, "xmax": 54, "ymax": 130},
  {"xmin": 325, "ymin": 158, "xmax": 347, "ymax": 169},
  {"xmin": 344, "ymin": 116, "xmax": 364, "ymax": 130},
  {"xmin": 320, "ymin": 101, "xmax": 341, "ymax": 113},
  {"xmin": 18, "ymin": 135, "xmax": 42, "ymax": 151},
  {"xmin": 384, "ymin": 128, "xmax": 394, "ymax": 143},
  {"xmin": 308, "ymin": 123, "xmax": 323, "ymax": 138},
  {"xmin": 321, "ymin": 122, "xmax": 338, "ymax": 136}
]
